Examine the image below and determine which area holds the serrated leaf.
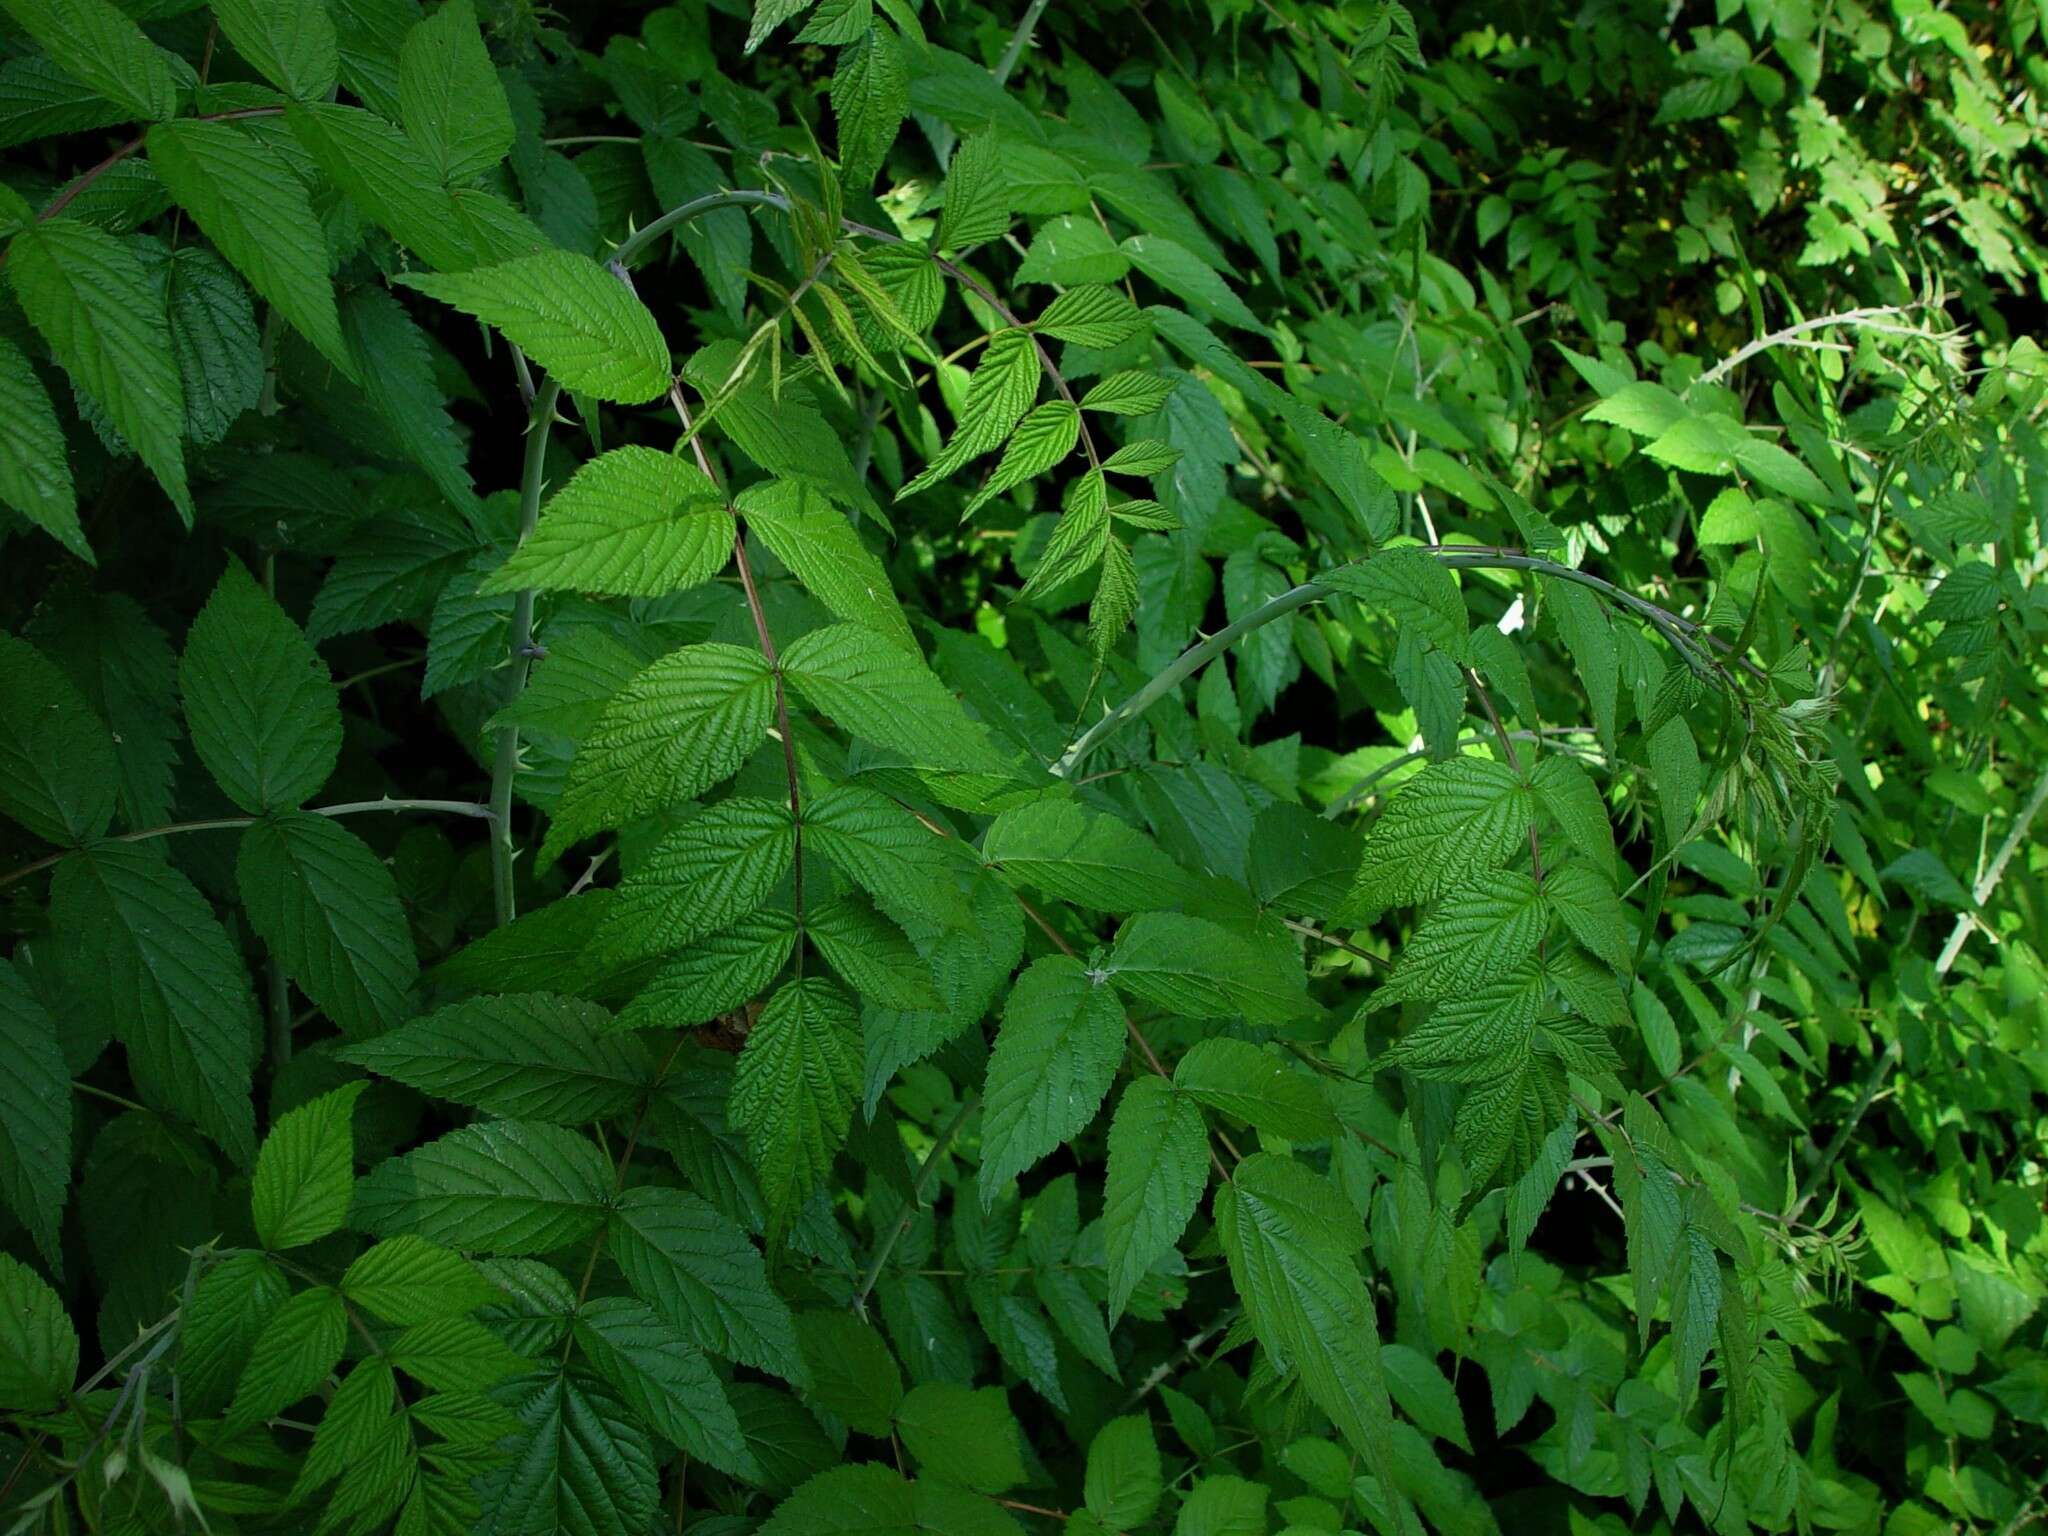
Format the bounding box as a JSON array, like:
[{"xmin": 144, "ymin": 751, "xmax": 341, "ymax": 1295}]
[
  {"xmin": 353, "ymin": 1121, "xmax": 611, "ymax": 1253},
  {"xmin": 1104, "ymin": 911, "xmax": 1314, "ymax": 1023},
  {"xmin": 286, "ymin": 101, "xmax": 484, "ymax": 272},
  {"xmin": 793, "ymin": 1311, "xmax": 902, "ymax": 1438},
  {"xmin": 0, "ymin": 631, "xmax": 115, "ymax": 845},
  {"xmin": 1121, "ymin": 233, "xmax": 1265, "ymax": 334},
  {"xmin": 0, "ymin": 1254, "xmax": 73, "ymax": 1413},
  {"xmin": 488, "ymin": 445, "xmax": 732, "ymax": 598},
  {"xmin": 173, "ymin": 1252, "xmax": 288, "ymax": 1417},
  {"xmin": 1528, "ymin": 754, "xmax": 1616, "ymax": 881},
  {"xmin": 614, "ymin": 910, "xmax": 799, "ymax": 1032},
  {"xmin": 343, "ymin": 1237, "xmax": 503, "ymax": 1325},
  {"xmin": 391, "ymin": 1315, "xmax": 527, "ymax": 1390},
  {"xmin": 738, "ymin": 478, "xmax": 916, "ymax": 649},
  {"xmin": 1103, "ymin": 1077, "xmax": 1207, "ymax": 1324},
  {"xmin": 574, "ymin": 1296, "xmax": 760, "ymax": 1480},
  {"xmin": 147, "ymin": 118, "xmax": 354, "ymax": 378},
  {"xmin": 804, "ymin": 781, "xmax": 963, "ymax": 932},
  {"xmin": 0, "ymin": 334, "xmax": 83, "ymax": 558},
  {"xmin": 543, "ymin": 643, "xmax": 776, "ymax": 861},
  {"xmin": 340, "ymin": 994, "xmax": 650, "ymax": 1122},
  {"xmin": 397, "ymin": 0, "xmax": 513, "ymax": 183},
  {"xmin": 252, "ymin": 1081, "xmax": 366, "ymax": 1251},
  {"xmin": 597, "ymin": 798, "xmax": 795, "ymax": 963},
  {"xmin": 898, "ymin": 327, "xmax": 1040, "ymax": 498},
  {"xmin": 1584, "ymin": 381, "xmax": 1687, "ymax": 438},
  {"xmin": 1215, "ymin": 1154, "xmax": 1405, "ymax": 1525},
  {"xmin": 213, "ymin": 0, "xmax": 337, "ymax": 98},
  {"xmin": 421, "ymin": 548, "xmax": 513, "ymax": 699},
  {"xmin": 807, "ymin": 894, "xmax": 940, "ymax": 1011},
  {"xmin": 1086, "ymin": 1416, "xmax": 1163, "ymax": 1527},
  {"xmin": 1380, "ymin": 869, "xmax": 1547, "ymax": 1004},
  {"xmin": 1101, "ymin": 438, "xmax": 1182, "ymax": 476},
  {"xmin": 1089, "ymin": 535, "xmax": 1138, "ymax": 658},
  {"xmin": 978, "ymin": 956, "xmax": 1125, "ymax": 1205},
  {"xmin": 730, "ymin": 978, "xmax": 862, "ymax": 1233},
  {"xmin": 937, "ymin": 133, "xmax": 1008, "ymax": 252},
  {"xmin": 238, "ymin": 812, "xmax": 418, "ymax": 1040},
  {"xmin": 180, "ymin": 559, "xmax": 341, "ymax": 813},
  {"xmin": 962, "ymin": 401, "xmax": 1080, "ymax": 517},
  {"xmin": 0, "ymin": 962, "xmax": 68, "ymax": 1270},
  {"xmin": 339, "ymin": 283, "xmax": 482, "ymax": 519},
  {"xmin": 225, "ymin": 1284, "xmax": 348, "ymax": 1433},
  {"xmin": 0, "ymin": 0, "xmax": 178, "ymax": 120},
  {"xmin": 1323, "ymin": 548, "xmax": 1469, "ymax": 663},
  {"xmin": 7, "ymin": 219, "xmax": 190, "ymax": 516},
  {"xmin": 832, "ymin": 21, "xmax": 908, "ymax": 187},
  {"xmin": 1034, "ymin": 284, "xmax": 1144, "ymax": 348},
  {"xmin": 606, "ymin": 1185, "xmax": 806, "ymax": 1381},
  {"xmin": 1174, "ymin": 1039, "xmax": 1337, "ymax": 1141},
  {"xmin": 482, "ymin": 1371, "xmax": 659, "ymax": 1536},
  {"xmin": 981, "ymin": 798, "xmax": 1199, "ymax": 913},
  {"xmin": 1081, "ymin": 369, "xmax": 1174, "ymax": 416},
  {"xmin": 1347, "ymin": 755, "xmax": 1530, "ymax": 911},
  {"xmin": 159, "ymin": 243, "xmax": 262, "ymax": 448},
  {"xmin": 757, "ymin": 1465, "xmax": 913, "ymax": 1536},
  {"xmin": 51, "ymin": 845, "xmax": 258, "ymax": 1163},
  {"xmin": 1545, "ymin": 861, "xmax": 1633, "ymax": 974},
  {"xmin": 782, "ymin": 622, "xmax": 1010, "ymax": 774},
  {"xmin": 396, "ymin": 251, "xmax": 672, "ymax": 404},
  {"xmin": 894, "ymin": 1382, "xmax": 1026, "ymax": 1492}
]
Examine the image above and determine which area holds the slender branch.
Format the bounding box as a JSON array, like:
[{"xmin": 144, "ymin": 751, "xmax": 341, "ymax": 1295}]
[
  {"xmin": 27, "ymin": 107, "xmax": 287, "ymax": 233},
  {"xmin": 1051, "ymin": 546, "xmax": 1756, "ymax": 778},
  {"xmin": 490, "ymin": 378, "xmax": 563, "ymax": 928},
  {"xmin": 0, "ymin": 799, "xmax": 495, "ymax": 889},
  {"xmin": 992, "ymin": 0, "xmax": 1055, "ymax": 86},
  {"xmin": 853, "ymin": 1094, "xmax": 978, "ymax": 1320},
  {"xmin": 1689, "ymin": 304, "xmax": 1925, "ymax": 392}
]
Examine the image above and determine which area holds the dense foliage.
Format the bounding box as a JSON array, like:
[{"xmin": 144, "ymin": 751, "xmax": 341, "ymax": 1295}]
[{"xmin": 1, "ymin": 0, "xmax": 2046, "ymax": 1530}]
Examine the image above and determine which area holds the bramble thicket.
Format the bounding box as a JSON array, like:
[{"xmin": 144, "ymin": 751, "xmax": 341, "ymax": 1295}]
[{"xmin": 0, "ymin": 0, "xmax": 2045, "ymax": 1531}]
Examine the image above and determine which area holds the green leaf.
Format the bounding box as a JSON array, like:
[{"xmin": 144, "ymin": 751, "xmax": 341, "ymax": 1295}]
[
  {"xmin": 1103, "ymin": 1076, "xmax": 1208, "ymax": 1324},
  {"xmin": 179, "ymin": 559, "xmax": 341, "ymax": 813},
  {"xmin": 157, "ymin": 243, "xmax": 262, "ymax": 449},
  {"xmin": 0, "ymin": 961, "xmax": 68, "ymax": 1269},
  {"xmin": 981, "ymin": 797, "xmax": 1200, "ymax": 913},
  {"xmin": 1101, "ymin": 438, "xmax": 1182, "ymax": 477},
  {"xmin": 1324, "ymin": 548, "xmax": 1469, "ymax": 663},
  {"xmin": 606, "ymin": 1185, "xmax": 806, "ymax": 1381},
  {"xmin": 487, "ymin": 445, "xmax": 733, "ymax": 598},
  {"xmin": 730, "ymin": 978, "xmax": 862, "ymax": 1233},
  {"xmin": 286, "ymin": 101, "xmax": 488, "ymax": 272},
  {"xmin": 1380, "ymin": 870, "xmax": 1547, "ymax": 1004},
  {"xmin": 1347, "ymin": 755, "xmax": 1531, "ymax": 912},
  {"xmin": 338, "ymin": 283, "xmax": 482, "ymax": 519},
  {"xmin": 1121, "ymin": 234, "xmax": 1265, "ymax": 334},
  {"xmin": 1379, "ymin": 1343, "xmax": 1472, "ymax": 1453},
  {"xmin": 225, "ymin": 1284, "xmax": 348, "ymax": 1433},
  {"xmin": 1529, "ymin": 754, "xmax": 1616, "ymax": 881},
  {"xmin": 978, "ymin": 955, "xmax": 1126, "ymax": 1205},
  {"xmin": 898, "ymin": 328, "xmax": 1040, "ymax": 497},
  {"xmin": 804, "ymin": 782, "xmax": 962, "ymax": 931},
  {"xmin": 397, "ymin": 0, "xmax": 513, "ymax": 183},
  {"xmin": 543, "ymin": 643, "xmax": 776, "ymax": 862},
  {"xmin": 1104, "ymin": 911, "xmax": 1314, "ymax": 1023},
  {"xmin": 0, "ymin": 334, "xmax": 83, "ymax": 558},
  {"xmin": 51, "ymin": 845, "xmax": 258, "ymax": 1163},
  {"xmin": 6, "ymin": 219, "xmax": 190, "ymax": 517},
  {"xmin": 794, "ymin": 1311, "xmax": 902, "ymax": 1438},
  {"xmin": 238, "ymin": 812, "xmax": 419, "ymax": 1039},
  {"xmin": 0, "ymin": 1252, "xmax": 74, "ymax": 1412},
  {"xmin": 962, "ymin": 401, "xmax": 1081, "ymax": 517},
  {"xmin": 831, "ymin": 22, "xmax": 908, "ymax": 187},
  {"xmin": 340, "ymin": 994, "xmax": 650, "ymax": 1122},
  {"xmin": 1034, "ymin": 284, "xmax": 1144, "ymax": 348},
  {"xmin": 353, "ymin": 1120, "xmax": 612, "ymax": 1253},
  {"xmin": 1081, "ymin": 370, "xmax": 1174, "ymax": 416},
  {"xmin": 615, "ymin": 910, "xmax": 800, "ymax": 1032},
  {"xmin": 1018, "ymin": 216, "xmax": 1131, "ymax": 288},
  {"xmin": 389, "ymin": 1315, "xmax": 527, "ymax": 1390},
  {"xmin": 342, "ymin": 1236, "xmax": 502, "ymax": 1325},
  {"xmin": 1174, "ymin": 1039, "xmax": 1337, "ymax": 1142},
  {"xmin": 574, "ymin": 1296, "xmax": 761, "ymax": 1480},
  {"xmin": 1544, "ymin": 861, "xmax": 1634, "ymax": 974},
  {"xmin": 177, "ymin": 1254, "xmax": 287, "ymax": 1416},
  {"xmin": 937, "ymin": 133, "xmax": 1009, "ymax": 251},
  {"xmin": 757, "ymin": 1464, "xmax": 913, "ymax": 1536},
  {"xmin": 395, "ymin": 251, "xmax": 672, "ymax": 405},
  {"xmin": 0, "ymin": 630, "xmax": 115, "ymax": 845},
  {"xmin": 146, "ymin": 118, "xmax": 354, "ymax": 378},
  {"xmin": 1215, "ymin": 1154, "xmax": 1406, "ymax": 1527},
  {"xmin": 738, "ymin": 478, "xmax": 916, "ymax": 650},
  {"xmin": 212, "ymin": 0, "xmax": 337, "ymax": 98},
  {"xmin": 597, "ymin": 798, "xmax": 796, "ymax": 963},
  {"xmin": 484, "ymin": 1371, "xmax": 660, "ymax": 1536},
  {"xmin": 782, "ymin": 622, "xmax": 1010, "ymax": 774},
  {"xmin": 894, "ymin": 1382, "xmax": 1026, "ymax": 1493},
  {"xmin": 1087, "ymin": 1415, "xmax": 1164, "ymax": 1527},
  {"xmin": 252, "ymin": 1081, "xmax": 366, "ymax": 1251},
  {"xmin": 1584, "ymin": 381, "xmax": 1687, "ymax": 438},
  {"xmin": 0, "ymin": 0, "xmax": 178, "ymax": 120},
  {"xmin": 807, "ymin": 894, "xmax": 941, "ymax": 1010}
]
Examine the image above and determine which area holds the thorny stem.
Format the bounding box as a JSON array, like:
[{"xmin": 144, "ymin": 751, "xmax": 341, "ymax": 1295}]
[
  {"xmin": 853, "ymin": 1093, "xmax": 978, "ymax": 1319},
  {"xmin": 1689, "ymin": 304, "xmax": 1928, "ymax": 392},
  {"xmin": 490, "ymin": 378, "xmax": 563, "ymax": 929},
  {"xmin": 992, "ymin": 0, "xmax": 1056, "ymax": 86},
  {"xmin": 0, "ymin": 798, "xmax": 496, "ymax": 889}
]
